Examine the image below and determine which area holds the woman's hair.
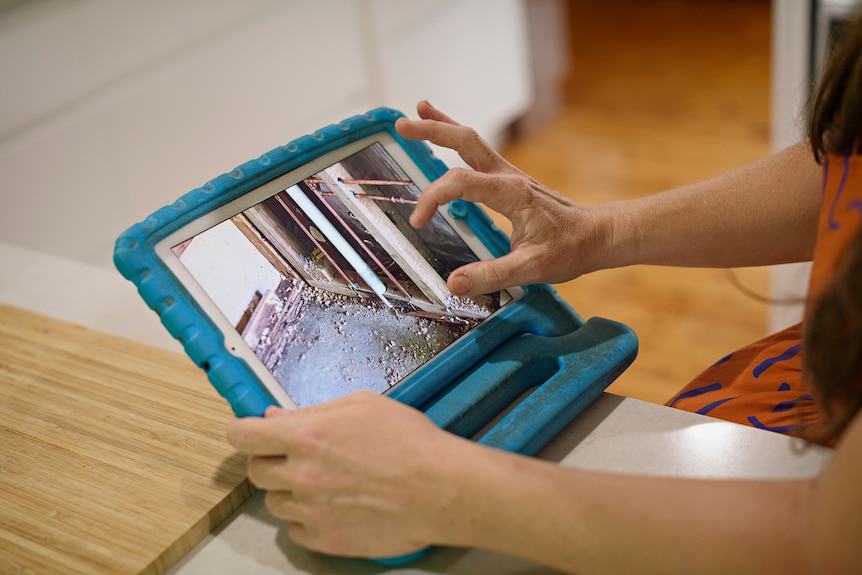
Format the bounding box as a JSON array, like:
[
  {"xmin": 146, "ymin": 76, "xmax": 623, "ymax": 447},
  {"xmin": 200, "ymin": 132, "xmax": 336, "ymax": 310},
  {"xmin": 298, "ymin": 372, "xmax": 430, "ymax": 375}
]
[
  {"xmin": 803, "ymin": 227, "xmax": 862, "ymax": 444},
  {"xmin": 803, "ymin": 11, "xmax": 862, "ymax": 444},
  {"xmin": 809, "ymin": 11, "xmax": 862, "ymax": 161}
]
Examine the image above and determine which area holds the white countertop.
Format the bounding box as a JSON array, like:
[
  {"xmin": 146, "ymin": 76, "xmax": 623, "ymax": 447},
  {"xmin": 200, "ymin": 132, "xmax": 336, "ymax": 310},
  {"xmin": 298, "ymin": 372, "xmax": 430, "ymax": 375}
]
[{"xmin": 0, "ymin": 241, "xmax": 834, "ymax": 574}]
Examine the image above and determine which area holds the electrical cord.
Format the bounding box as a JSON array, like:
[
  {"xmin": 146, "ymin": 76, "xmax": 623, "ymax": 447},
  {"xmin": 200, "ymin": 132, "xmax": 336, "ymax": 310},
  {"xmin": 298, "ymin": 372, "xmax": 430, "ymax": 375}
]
[{"xmin": 723, "ymin": 268, "xmax": 807, "ymax": 306}]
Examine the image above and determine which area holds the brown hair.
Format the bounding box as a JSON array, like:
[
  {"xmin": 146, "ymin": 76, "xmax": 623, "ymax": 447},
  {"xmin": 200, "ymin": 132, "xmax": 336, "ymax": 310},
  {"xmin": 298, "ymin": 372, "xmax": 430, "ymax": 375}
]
[
  {"xmin": 803, "ymin": 11, "xmax": 862, "ymax": 443},
  {"xmin": 802, "ymin": 227, "xmax": 862, "ymax": 444},
  {"xmin": 809, "ymin": 10, "xmax": 862, "ymax": 161}
]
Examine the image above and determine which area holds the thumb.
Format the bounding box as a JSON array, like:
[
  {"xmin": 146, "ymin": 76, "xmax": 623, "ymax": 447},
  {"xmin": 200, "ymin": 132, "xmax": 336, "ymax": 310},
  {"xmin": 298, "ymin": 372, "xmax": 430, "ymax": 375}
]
[
  {"xmin": 448, "ymin": 251, "xmax": 536, "ymax": 296},
  {"xmin": 264, "ymin": 405, "xmax": 290, "ymax": 418}
]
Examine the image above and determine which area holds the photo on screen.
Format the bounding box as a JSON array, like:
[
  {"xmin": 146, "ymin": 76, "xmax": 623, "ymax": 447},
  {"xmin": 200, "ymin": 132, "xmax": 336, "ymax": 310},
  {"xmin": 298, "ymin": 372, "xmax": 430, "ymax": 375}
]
[{"xmin": 171, "ymin": 142, "xmax": 505, "ymax": 407}]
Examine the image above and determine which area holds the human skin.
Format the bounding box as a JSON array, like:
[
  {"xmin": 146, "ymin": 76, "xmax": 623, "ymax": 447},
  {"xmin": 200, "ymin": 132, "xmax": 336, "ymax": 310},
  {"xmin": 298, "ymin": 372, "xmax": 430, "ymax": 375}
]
[
  {"xmin": 227, "ymin": 392, "xmax": 861, "ymax": 574},
  {"xmin": 226, "ymin": 102, "xmax": 861, "ymax": 573},
  {"xmin": 401, "ymin": 100, "xmax": 822, "ymax": 296}
]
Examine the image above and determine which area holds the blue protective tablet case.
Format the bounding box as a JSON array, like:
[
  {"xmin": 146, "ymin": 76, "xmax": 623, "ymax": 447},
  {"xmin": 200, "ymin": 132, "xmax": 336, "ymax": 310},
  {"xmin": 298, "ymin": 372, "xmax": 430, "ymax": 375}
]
[{"xmin": 113, "ymin": 107, "xmax": 638, "ymax": 565}]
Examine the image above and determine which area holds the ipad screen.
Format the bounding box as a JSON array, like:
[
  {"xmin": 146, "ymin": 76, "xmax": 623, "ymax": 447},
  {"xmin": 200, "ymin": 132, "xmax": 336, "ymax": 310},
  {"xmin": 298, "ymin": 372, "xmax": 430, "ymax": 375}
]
[{"xmin": 164, "ymin": 137, "xmax": 517, "ymax": 408}]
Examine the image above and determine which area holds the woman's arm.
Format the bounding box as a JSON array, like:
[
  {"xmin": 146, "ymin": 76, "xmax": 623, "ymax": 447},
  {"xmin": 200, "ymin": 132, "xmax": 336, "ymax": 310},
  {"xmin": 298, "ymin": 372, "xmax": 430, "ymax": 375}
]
[
  {"xmin": 439, "ymin": 411, "xmax": 861, "ymax": 575},
  {"xmin": 438, "ymin": 444, "xmax": 812, "ymax": 574},
  {"xmin": 227, "ymin": 393, "xmax": 862, "ymax": 575},
  {"xmin": 397, "ymin": 101, "xmax": 823, "ymax": 296},
  {"xmin": 612, "ymin": 139, "xmax": 822, "ymax": 269}
]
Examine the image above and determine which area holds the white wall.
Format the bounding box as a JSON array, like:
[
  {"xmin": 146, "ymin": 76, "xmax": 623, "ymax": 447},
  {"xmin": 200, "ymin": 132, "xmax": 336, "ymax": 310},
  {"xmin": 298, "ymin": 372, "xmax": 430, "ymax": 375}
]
[
  {"xmin": 178, "ymin": 220, "xmax": 281, "ymax": 328},
  {"xmin": 0, "ymin": 0, "xmax": 532, "ymax": 269},
  {"xmin": 769, "ymin": 0, "xmax": 813, "ymax": 332}
]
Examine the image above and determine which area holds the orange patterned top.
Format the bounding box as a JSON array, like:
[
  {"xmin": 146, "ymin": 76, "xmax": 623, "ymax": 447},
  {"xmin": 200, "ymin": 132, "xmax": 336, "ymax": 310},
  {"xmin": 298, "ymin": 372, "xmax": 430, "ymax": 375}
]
[{"xmin": 666, "ymin": 152, "xmax": 862, "ymax": 435}]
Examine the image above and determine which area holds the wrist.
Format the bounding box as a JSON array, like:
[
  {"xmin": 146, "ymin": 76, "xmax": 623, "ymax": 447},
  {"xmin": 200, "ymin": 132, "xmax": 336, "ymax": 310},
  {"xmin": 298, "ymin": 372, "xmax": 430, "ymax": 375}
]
[
  {"xmin": 419, "ymin": 439, "xmax": 535, "ymax": 551},
  {"xmin": 415, "ymin": 433, "xmax": 480, "ymax": 548},
  {"xmin": 585, "ymin": 201, "xmax": 641, "ymax": 272}
]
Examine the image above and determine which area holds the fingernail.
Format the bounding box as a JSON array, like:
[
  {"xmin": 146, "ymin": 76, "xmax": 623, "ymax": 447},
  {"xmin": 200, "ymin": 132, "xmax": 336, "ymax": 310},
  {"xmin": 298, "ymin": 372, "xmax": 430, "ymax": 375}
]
[
  {"xmin": 264, "ymin": 406, "xmax": 284, "ymax": 418},
  {"xmin": 451, "ymin": 275, "xmax": 471, "ymax": 295}
]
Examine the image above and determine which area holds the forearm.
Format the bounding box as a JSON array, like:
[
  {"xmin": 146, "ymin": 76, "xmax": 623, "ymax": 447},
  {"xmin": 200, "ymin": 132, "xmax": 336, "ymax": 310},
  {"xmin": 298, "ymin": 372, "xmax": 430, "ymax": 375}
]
[
  {"xmin": 597, "ymin": 140, "xmax": 822, "ymax": 270},
  {"xmin": 435, "ymin": 446, "xmax": 814, "ymax": 575}
]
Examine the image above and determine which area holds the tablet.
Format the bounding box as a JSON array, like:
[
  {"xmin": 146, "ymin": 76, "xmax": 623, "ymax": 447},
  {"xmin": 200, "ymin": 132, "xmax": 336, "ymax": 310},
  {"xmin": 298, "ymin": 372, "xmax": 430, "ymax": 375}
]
[
  {"xmin": 115, "ymin": 107, "xmax": 639, "ymax": 566},
  {"xmin": 115, "ymin": 110, "xmax": 523, "ymax": 414}
]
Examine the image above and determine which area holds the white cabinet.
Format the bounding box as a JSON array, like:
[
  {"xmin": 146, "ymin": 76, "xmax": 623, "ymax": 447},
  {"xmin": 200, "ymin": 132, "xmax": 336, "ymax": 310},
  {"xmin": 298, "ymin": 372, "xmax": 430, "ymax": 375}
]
[
  {"xmin": 369, "ymin": 0, "xmax": 532, "ymax": 154},
  {"xmin": 0, "ymin": 0, "xmax": 531, "ymax": 268}
]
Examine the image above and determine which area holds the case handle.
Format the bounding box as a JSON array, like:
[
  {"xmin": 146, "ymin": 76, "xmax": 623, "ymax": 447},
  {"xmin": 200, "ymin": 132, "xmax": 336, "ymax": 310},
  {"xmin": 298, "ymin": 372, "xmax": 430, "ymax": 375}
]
[{"xmin": 373, "ymin": 316, "xmax": 637, "ymax": 565}]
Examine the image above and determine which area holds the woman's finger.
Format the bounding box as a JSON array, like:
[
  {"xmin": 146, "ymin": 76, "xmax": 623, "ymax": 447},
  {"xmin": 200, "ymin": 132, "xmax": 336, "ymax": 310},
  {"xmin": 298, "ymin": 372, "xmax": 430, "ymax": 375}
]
[
  {"xmin": 246, "ymin": 454, "xmax": 290, "ymax": 490},
  {"xmin": 286, "ymin": 521, "xmax": 314, "ymax": 550},
  {"xmin": 395, "ymin": 118, "xmax": 509, "ymax": 174},
  {"xmin": 226, "ymin": 416, "xmax": 292, "ymax": 456},
  {"xmin": 265, "ymin": 489, "xmax": 306, "ymax": 522},
  {"xmin": 448, "ymin": 245, "xmax": 549, "ymax": 296},
  {"xmin": 410, "ymin": 169, "xmax": 528, "ymax": 228},
  {"xmin": 415, "ymin": 100, "xmax": 459, "ymax": 125}
]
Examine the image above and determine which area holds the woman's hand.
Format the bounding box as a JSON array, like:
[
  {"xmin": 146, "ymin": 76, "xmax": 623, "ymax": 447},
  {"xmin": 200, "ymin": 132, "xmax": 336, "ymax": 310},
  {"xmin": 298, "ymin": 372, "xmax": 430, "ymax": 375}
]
[
  {"xmin": 226, "ymin": 392, "xmax": 470, "ymax": 558},
  {"xmin": 396, "ymin": 101, "xmax": 613, "ymax": 296}
]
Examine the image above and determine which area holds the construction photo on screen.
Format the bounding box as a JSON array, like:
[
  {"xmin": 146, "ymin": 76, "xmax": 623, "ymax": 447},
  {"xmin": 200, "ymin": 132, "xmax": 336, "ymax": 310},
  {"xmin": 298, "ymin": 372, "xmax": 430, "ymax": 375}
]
[{"xmin": 172, "ymin": 142, "xmax": 504, "ymax": 407}]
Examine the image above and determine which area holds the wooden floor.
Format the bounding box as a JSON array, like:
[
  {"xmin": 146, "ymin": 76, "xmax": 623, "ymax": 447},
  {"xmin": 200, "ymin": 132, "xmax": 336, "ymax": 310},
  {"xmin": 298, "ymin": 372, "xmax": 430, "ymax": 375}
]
[{"xmin": 499, "ymin": 0, "xmax": 773, "ymax": 404}]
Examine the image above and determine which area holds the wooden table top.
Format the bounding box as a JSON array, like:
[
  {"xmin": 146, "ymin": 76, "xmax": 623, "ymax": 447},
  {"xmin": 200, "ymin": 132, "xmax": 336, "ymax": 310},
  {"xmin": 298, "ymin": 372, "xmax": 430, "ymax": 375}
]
[{"xmin": 0, "ymin": 304, "xmax": 253, "ymax": 574}]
